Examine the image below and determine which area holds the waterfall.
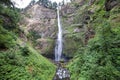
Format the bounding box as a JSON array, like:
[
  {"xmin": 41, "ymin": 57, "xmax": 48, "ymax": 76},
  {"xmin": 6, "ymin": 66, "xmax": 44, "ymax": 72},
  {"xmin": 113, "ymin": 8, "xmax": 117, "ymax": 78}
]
[{"xmin": 55, "ymin": 6, "xmax": 63, "ymax": 61}]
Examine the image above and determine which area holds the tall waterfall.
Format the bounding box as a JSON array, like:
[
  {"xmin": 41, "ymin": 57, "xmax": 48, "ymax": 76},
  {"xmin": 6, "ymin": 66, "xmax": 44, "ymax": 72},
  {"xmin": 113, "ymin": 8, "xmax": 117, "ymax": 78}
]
[{"xmin": 55, "ymin": 6, "xmax": 63, "ymax": 61}]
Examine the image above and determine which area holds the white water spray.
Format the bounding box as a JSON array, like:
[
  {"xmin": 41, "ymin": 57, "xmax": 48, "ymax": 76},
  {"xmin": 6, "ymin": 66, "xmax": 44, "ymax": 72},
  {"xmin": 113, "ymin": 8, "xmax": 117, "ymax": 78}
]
[{"xmin": 55, "ymin": 6, "xmax": 63, "ymax": 61}]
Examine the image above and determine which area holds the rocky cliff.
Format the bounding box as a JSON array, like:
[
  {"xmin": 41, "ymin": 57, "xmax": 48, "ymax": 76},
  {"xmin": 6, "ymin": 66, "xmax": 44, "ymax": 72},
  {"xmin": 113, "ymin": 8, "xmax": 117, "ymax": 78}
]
[
  {"xmin": 60, "ymin": 0, "xmax": 120, "ymax": 58},
  {"xmin": 60, "ymin": 0, "xmax": 87, "ymax": 58},
  {"xmin": 20, "ymin": 3, "xmax": 57, "ymax": 58},
  {"xmin": 19, "ymin": 0, "xmax": 120, "ymax": 60}
]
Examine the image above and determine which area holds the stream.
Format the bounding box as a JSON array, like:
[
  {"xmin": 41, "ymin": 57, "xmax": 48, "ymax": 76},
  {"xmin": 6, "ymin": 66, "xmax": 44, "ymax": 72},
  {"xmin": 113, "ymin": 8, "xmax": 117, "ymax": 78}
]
[{"xmin": 53, "ymin": 62, "xmax": 70, "ymax": 80}]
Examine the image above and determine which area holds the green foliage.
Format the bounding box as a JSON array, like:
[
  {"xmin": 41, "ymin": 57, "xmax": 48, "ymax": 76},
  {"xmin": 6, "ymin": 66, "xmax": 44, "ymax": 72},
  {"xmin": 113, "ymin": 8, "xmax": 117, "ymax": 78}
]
[
  {"xmin": 52, "ymin": 2, "xmax": 57, "ymax": 9},
  {"xmin": 62, "ymin": 15, "xmax": 85, "ymax": 57},
  {"xmin": 0, "ymin": 26, "xmax": 16, "ymax": 49},
  {"xmin": 0, "ymin": 0, "xmax": 14, "ymax": 7},
  {"xmin": 0, "ymin": 1, "xmax": 56, "ymax": 80},
  {"xmin": 0, "ymin": 1, "xmax": 20, "ymax": 31},
  {"xmin": 68, "ymin": 21, "xmax": 120, "ymax": 80},
  {"xmin": 63, "ymin": 36, "xmax": 83, "ymax": 58},
  {"xmin": 68, "ymin": 0, "xmax": 120, "ymax": 80},
  {"xmin": 0, "ymin": 44, "xmax": 56, "ymax": 80},
  {"xmin": 20, "ymin": 46, "xmax": 31, "ymax": 56},
  {"xmin": 29, "ymin": 30, "xmax": 41, "ymax": 40}
]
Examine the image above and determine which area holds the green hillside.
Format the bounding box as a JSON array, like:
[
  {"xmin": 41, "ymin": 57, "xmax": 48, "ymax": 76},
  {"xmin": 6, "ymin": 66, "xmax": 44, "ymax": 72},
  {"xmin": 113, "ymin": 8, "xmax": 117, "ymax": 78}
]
[
  {"xmin": 0, "ymin": 1, "xmax": 56, "ymax": 80},
  {"xmin": 67, "ymin": 0, "xmax": 120, "ymax": 80}
]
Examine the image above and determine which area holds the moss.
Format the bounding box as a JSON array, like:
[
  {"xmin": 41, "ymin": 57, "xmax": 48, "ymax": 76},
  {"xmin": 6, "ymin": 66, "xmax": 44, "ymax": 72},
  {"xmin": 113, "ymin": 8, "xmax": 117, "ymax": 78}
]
[
  {"xmin": 109, "ymin": 5, "xmax": 120, "ymax": 24},
  {"xmin": 42, "ymin": 39, "xmax": 55, "ymax": 58},
  {"xmin": 63, "ymin": 32, "xmax": 84, "ymax": 58},
  {"xmin": 61, "ymin": 3, "xmax": 86, "ymax": 58}
]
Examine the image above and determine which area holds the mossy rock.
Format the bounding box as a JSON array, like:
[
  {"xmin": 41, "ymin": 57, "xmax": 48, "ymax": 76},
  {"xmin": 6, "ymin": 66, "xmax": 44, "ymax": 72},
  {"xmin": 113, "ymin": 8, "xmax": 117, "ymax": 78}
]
[
  {"xmin": 63, "ymin": 35, "xmax": 83, "ymax": 58},
  {"xmin": 36, "ymin": 38, "xmax": 55, "ymax": 58}
]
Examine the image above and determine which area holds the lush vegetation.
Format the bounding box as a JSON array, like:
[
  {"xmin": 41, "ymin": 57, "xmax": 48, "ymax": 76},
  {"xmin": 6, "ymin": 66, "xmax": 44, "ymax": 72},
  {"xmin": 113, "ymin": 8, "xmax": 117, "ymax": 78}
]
[
  {"xmin": 0, "ymin": 0, "xmax": 56, "ymax": 80},
  {"xmin": 1, "ymin": 0, "xmax": 120, "ymax": 80},
  {"xmin": 0, "ymin": 43, "xmax": 56, "ymax": 80},
  {"xmin": 68, "ymin": 0, "xmax": 120, "ymax": 80}
]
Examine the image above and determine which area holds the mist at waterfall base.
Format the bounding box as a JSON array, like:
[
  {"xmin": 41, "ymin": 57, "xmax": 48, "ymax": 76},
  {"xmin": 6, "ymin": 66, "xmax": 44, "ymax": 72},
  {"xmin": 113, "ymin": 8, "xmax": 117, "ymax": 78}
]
[{"xmin": 55, "ymin": 6, "xmax": 64, "ymax": 62}]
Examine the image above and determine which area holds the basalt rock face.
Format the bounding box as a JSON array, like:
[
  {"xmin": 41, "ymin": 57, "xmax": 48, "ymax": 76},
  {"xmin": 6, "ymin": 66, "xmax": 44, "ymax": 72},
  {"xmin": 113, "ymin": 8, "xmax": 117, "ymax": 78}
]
[
  {"xmin": 105, "ymin": 0, "xmax": 118, "ymax": 11},
  {"xmin": 60, "ymin": 1, "xmax": 88, "ymax": 58},
  {"xmin": 20, "ymin": 4, "xmax": 57, "ymax": 58},
  {"xmin": 60, "ymin": 0, "xmax": 119, "ymax": 58}
]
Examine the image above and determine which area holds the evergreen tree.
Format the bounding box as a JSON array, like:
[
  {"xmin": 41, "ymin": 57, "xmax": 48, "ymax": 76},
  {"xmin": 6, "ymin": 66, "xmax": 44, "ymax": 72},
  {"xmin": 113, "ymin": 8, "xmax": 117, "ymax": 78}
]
[
  {"xmin": 52, "ymin": 2, "xmax": 57, "ymax": 9},
  {"xmin": 37, "ymin": 0, "xmax": 57, "ymax": 9},
  {"xmin": 30, "ymin": 0, "xmax": 36, "ymax": 6}
]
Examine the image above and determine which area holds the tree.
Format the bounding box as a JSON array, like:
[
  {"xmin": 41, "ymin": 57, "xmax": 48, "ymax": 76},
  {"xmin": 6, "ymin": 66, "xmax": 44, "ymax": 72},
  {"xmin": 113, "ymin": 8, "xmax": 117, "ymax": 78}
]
[
  {"xmin": 62, "ymin": 0, "xmax": 65, "ymax": 5},
  {"xmin": 37, "ymin": 0, "xmax": 58, "ymax": 9},
  {"xmin": 30, "ymin": 0, "xmax": 36, "ymax": 6},
  {"xmin": 0, "ymin": 0, "xmax": 14, "ymax": 7},
  {"xmin": 38, "ymin": 0, "xmax": 49, "ymax": 7},
  {"xmin": 0, "ymin": 0, "xmax": 20, "ymax": 49},
  {"xmin": 52, "ymin": 2, "xmax": 57, "ymax": 9}
]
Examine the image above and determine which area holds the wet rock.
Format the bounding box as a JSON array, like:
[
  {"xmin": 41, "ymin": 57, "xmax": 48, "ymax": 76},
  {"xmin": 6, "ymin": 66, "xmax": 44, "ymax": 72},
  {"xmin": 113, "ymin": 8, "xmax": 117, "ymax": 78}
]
[
  {"xmin": 105, "ymin": 0, "xmax": 118, "ymax": 11},
  {"xmin": 74, "ymin": 28, "xmax": 80, "ymax": 33},
  {"xmin": 53, "ymin": 63, "xmax": 70, "ymax": 80}
]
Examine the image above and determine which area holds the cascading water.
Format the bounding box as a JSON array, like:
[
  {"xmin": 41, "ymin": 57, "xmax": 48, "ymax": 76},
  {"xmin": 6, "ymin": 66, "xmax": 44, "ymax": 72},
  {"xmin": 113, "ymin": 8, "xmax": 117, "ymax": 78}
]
[
  {"xmin": 55, "ymin": 6, "xmax": 63, "ymax": 61},
  {"xmin": 53, "ymin": 5, "xmax": 70, "ymax": 80}
]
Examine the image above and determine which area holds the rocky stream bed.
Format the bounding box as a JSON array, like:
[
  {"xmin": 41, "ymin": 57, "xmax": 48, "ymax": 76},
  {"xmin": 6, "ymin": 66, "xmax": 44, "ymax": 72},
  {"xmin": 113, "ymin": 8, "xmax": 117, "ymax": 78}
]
[{"xmin": 53, "ymin": 62, "xmax": 70, "ymax": 80}]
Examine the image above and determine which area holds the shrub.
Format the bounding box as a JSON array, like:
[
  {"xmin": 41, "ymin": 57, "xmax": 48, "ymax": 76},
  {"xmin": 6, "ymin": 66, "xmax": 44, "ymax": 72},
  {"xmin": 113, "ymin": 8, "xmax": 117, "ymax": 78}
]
[
  {"xmin": 0, "ymin": 26, "xmax": 15, "ymax": 49},
  {"xmin": 20, "ymin": 46, "xmax": 30, "ymax": 56}
]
